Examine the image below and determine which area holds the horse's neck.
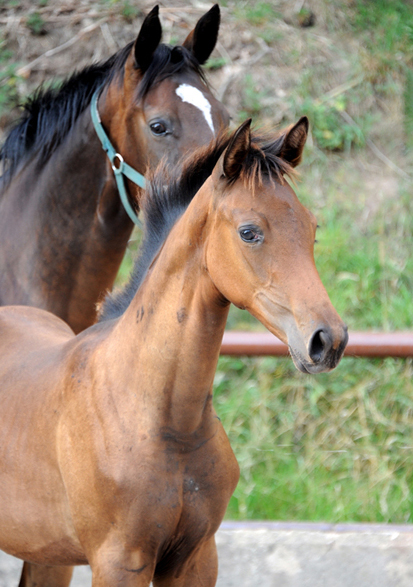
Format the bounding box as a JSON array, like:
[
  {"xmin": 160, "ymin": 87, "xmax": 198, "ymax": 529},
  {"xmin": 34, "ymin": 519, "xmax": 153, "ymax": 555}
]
[
  {"xmin": 0, "ymin": 107, "xmax": 134, "ymax": 333},
  {"xmin": 106, "ymin": 189, "xmax": 229, "ymax": 434}
]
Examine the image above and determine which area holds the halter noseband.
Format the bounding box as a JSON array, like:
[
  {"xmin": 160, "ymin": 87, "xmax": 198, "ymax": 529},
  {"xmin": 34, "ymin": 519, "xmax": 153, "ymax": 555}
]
[{"xmin": 91, "ymin": 91, "xmax": 144, "ymax": 227}]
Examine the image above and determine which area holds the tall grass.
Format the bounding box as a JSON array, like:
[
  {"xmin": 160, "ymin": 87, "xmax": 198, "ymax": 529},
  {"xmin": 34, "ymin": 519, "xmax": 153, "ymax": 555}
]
[{"xmin": 216, "ymin": 355, "xmax": 413, "ymax": 522}]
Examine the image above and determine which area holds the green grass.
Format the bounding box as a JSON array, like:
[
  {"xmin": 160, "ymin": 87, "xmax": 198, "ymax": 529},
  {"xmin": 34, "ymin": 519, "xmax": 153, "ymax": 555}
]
[
  {"xmin": 298, "ymin": 165, "xmax": 413, "ymax": 330},
  {"xmin": 233, "ymin": 2, "xmax": 281, "ymax": 26},
  {"xmin": 350, "ymin": 0, "xmax": 413, "ymax": 149},
  {"xmin": 352, "ymin": 0, "xmax": 413, "ymax": 69},
  {"xmin": 0, "ymin": 38, "xmax": 21, "ymax": 118},
  {"xmin": 215, "ymin": 355, "xmax": 413, "ymax": 522},
  {"xmin": 405, "ymin": 69, "xmax": 413, "ymax": 150}
]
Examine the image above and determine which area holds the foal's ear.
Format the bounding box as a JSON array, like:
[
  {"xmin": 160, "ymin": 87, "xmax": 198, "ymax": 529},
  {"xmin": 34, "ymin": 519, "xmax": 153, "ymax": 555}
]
[
  {"xmin": 279, "ymin": 116, "xmax": 309, "ymax": 167},
  {"xmin": 182, "ymin": 4, "xmax": 220, "ymax": 65},
  {"xmin": 134, "ymin": 5, "xmax": 162, "ymax": 72},
  {"xmin": 220, "ymin": 119, "xmax": 252, "ymax": 181}
]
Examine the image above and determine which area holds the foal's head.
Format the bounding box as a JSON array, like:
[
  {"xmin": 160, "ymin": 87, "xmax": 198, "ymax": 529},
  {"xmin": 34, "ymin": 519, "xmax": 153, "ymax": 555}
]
[
  {"xmin": 100, "ymin": 4, "xmax": 229, "ymax": 170},
  {"xmin": 204, "ymin": 118, "xmax": 348, "ymax": 373}
]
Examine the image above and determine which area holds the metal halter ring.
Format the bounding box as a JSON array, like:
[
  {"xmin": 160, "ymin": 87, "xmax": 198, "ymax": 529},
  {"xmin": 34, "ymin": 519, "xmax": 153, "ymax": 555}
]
[{"xmin": 111, "ymin": 153, "xmax": 124, "ymax": 174}]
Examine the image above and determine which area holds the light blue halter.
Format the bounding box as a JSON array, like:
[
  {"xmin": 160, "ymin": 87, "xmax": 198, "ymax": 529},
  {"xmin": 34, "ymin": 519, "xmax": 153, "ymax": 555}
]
[{"xmin": 90, "ymin": 91, "xmax": 145, "ymax": 226}]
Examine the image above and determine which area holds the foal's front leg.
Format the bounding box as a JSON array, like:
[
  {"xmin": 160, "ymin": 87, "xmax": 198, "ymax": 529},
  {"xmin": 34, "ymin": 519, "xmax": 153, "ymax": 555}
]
[{"xmin": 153, "ymin": 537, "xmax": 218, "ymax": 587}]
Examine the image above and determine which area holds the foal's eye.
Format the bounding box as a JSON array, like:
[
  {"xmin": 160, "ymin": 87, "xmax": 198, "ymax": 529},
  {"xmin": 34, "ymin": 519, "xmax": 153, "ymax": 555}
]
[
  {"xmin": 239, "ymin": 227, "xmax": 263, "ymax": 243},
  {"xmin": 149, "ymin": 121, "xmax": 168, "ymax": 136}
]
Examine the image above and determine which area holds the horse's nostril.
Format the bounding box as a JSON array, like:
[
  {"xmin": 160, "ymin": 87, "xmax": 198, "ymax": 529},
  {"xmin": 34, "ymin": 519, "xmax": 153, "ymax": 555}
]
[{"xmin": 308, "ymin": 329, "xmax": 331, "ymax": 363}]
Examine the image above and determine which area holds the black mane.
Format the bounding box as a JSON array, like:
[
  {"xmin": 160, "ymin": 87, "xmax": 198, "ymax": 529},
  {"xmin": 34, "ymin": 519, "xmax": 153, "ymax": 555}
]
[
  {"xmin": 98, "ymin": 129, "xmax": 294, "ymax": 322},
  {"xmin": 0, "ymin": 42, "xmax": 205, "ymax": 185}
]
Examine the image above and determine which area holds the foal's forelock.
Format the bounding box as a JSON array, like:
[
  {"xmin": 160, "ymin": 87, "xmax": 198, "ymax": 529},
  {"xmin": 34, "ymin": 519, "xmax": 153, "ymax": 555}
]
[{"xmin": 236, "ymin": 139, "xmax": 296, "ymax": 192}]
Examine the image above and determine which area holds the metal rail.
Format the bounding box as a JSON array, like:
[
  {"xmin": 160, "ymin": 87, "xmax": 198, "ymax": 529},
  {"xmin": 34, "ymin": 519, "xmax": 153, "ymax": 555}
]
[{"xmin": 220, "ymin": 331, "xmax": 413, "ymax": 358}]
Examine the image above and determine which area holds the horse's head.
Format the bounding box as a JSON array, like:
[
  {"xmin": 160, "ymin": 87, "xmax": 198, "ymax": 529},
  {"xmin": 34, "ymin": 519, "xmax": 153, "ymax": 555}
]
[
  {"xmin": 99, "ymin": 5, "xmax": 229, "ymax": 172},
  {"xmin": 204, "ymin": 118, "xmax": 348, "ymax": 373}
]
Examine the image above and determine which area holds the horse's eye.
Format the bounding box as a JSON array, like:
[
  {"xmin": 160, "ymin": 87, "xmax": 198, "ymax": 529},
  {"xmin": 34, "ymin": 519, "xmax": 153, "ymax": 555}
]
[
  {"xmin": 239, "ymin": 227, "xmax": 263, "ymax": 243},
  {"xmin": 149, "ymin": 121, "xmax": 168, "ymax": 136}
]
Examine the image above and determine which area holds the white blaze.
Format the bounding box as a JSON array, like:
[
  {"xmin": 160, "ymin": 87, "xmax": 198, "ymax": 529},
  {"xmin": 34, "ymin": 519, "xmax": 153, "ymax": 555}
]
[{"xmin": 176, "ymin": 84, "xmax": 215, "ymax": 134}]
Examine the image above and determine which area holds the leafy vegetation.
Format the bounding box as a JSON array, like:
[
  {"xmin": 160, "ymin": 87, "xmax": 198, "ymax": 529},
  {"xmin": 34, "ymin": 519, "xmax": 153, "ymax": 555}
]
[
  {"xmin": 350, "ymin": 0, "xmax": 413, "ymax": 148},
  {"xmin": 233, "ymin": 2, "xmax": 281, "ymax": 26},
  {"xmin": 26, "ymin": 11, "xmax": 46, "ymax": 35},
  {"xmin": 0, "ymin": 38, "xmax": 21, "ymax": 119},
  {"xmin": 119, "ymin": 0, "xmax": 140, "ymax": 24},
  {"xmin": 405, "ymin": 69, "xmax": 413, "ymax": 150},
  {"xmin": 300, "ymin": 97, "xmax": 367, "ymax": 151}
]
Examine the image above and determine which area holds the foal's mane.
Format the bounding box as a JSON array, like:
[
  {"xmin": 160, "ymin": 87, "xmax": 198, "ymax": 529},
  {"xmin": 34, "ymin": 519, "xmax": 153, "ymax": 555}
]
[
  {"xmin": 99, "ymin": 128, "xmax": 294, "ymax": 322},
  {"xmin": 0, "ymin": 43, "xmax": 204, "ymax": 185}
]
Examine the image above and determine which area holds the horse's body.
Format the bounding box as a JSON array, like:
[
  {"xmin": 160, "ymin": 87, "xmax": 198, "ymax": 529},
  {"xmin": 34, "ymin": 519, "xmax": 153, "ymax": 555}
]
[
  {"xmin": 0, "ymin": 117, "xmax": 348, "ymax": 586},
  {"xmin": 0, "ymin": 4, "xmax": 228, "ymax": 335}
]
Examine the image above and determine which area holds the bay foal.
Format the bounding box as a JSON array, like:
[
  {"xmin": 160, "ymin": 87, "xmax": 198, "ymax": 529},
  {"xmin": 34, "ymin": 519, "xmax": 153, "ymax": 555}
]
[{"xmin": 0, "ymin": 118, "xmax": 347, "ymax": 586}]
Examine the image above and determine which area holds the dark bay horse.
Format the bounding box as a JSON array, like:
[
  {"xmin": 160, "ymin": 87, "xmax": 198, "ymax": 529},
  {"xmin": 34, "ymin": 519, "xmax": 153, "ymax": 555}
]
[
  {"xmin": 0, "ymin": 117, "xmax": 348, "ymax": 586},
  {"xmin": 0, "ymin": 4, "xmax": 229, "ymax": 335}
]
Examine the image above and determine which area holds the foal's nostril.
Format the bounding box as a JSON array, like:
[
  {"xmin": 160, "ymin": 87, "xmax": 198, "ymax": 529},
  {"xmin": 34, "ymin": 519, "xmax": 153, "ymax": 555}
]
[{"xmin": 308, "ymin": 329, "xmax": 331, "ymax": 363}]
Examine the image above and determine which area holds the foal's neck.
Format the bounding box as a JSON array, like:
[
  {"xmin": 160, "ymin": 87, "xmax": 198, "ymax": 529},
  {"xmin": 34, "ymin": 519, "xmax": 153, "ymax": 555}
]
[{"xmin": 110, "ymin": 182, "xmax": 229, "ymax": 434}]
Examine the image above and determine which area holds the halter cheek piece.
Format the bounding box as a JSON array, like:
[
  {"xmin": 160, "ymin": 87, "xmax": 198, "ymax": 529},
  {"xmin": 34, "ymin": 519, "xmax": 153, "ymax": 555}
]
[{"xmin": 90, "ymin": 91, "xmax": 144, "ymax": 227}]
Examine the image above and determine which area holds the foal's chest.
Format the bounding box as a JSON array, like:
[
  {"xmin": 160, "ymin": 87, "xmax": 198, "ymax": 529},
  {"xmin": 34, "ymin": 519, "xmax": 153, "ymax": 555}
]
[
  {"xmin": 158, "ymin": 424, "xmax": 239, "ymax": 516},
  {"xmin": 124, "ymin": 423, "xmax": 239, "ymax": 538},
  {"xmin": 150, "ymin": 427, "xmax": 240, "ymax": 571}
]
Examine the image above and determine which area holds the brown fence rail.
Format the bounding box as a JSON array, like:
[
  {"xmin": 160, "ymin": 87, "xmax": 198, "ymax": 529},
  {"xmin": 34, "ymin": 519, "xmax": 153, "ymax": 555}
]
[{"xmin": 220, "ymin": 331, "xmax": 413, "ymax": 358}]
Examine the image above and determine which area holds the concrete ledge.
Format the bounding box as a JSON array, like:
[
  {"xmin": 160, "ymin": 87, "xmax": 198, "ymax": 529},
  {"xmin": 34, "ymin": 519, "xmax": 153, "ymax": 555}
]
[
  {"xmin": 216, "ymin": 522, "xmax": 413, "ymax": 587},
  {"xmin": 2, "ymin": 522, "xmax": 413, "ymax": 586}
]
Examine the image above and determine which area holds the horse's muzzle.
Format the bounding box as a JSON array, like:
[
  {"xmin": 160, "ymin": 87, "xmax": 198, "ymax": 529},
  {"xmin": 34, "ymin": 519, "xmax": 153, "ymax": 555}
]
[{"xmin": 290, "ymin": 323, "xmax": 349, "ymax": 374}]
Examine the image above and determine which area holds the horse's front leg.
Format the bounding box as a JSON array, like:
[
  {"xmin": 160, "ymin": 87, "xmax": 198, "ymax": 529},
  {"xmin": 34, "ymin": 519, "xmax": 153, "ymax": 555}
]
[
  {"xmin": 153, "ymin": 537, "xmax": 218, "ymax": 587},
  {"xmin": 18, "ymin": 562, "xmax": 74, "ymax": 587}
]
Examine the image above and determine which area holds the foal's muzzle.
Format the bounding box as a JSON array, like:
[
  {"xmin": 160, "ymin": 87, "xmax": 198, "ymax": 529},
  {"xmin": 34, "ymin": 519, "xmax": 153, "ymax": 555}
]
[{"xmin": 290, "ymin": 323, "xmax": 349, "ymax": 374}]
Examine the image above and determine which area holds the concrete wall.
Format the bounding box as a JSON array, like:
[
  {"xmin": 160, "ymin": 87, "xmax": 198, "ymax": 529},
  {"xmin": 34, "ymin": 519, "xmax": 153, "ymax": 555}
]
[{"xmin": 2, "ymin": 522, "xmax": 413, "ymax": 586}]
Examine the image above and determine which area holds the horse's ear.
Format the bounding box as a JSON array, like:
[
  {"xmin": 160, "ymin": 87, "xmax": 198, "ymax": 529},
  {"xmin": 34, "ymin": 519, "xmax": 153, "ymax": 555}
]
[
  {"xmin": 279, "ymin": 116, "xmax": 309, "ymax": 168},
  {"xmin": 134, "ymin": 5, "xmax": 162, "ymax": 72},
  {"xmin": 220, "ymin": 119, "xmax": 252, "ymax": 181},
  {"xmin": 182, "ymin": 4, "xmax": 220, "ymax": 65}
]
